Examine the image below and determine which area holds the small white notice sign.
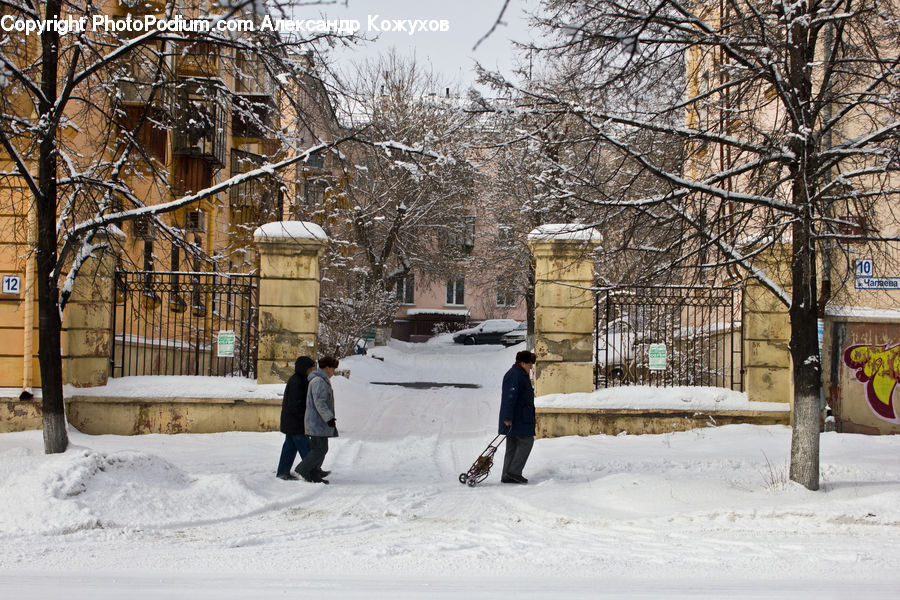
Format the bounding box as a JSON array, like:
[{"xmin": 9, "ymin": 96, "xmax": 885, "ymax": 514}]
[
  {"xmin": 648, "ymin": 343, "xmax": 667, "ymax": 371},
  {"xmin": 2, "ymin": 275, "xmax": 21, "ymax": 295},
  {"xmin": 217, "ymin": 330, "xmax": 235, "ymax": 358}
]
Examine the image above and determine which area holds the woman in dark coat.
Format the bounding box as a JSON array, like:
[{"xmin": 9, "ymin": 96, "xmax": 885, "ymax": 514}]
[{"xmin": 276, "ymin": 356, "xmax": 316, "ymax": 480}]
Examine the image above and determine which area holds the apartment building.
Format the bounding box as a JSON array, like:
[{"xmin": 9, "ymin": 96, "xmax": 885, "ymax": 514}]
[{"xmin": 0, "ymin": 0, "xmax": 338, "ymax": 387}]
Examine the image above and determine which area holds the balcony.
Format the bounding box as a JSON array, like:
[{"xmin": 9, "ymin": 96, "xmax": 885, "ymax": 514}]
[
  {"xmin": 176, "ymin": 38, "xmax": 219, "ymax": 79},
  {"xmin": 172, "ymin": 78, "xmax": 228, "ymax": 169},
  {"xmin": 229, "ymin": 150, "xmax": 282, "ymax": 223},
  {"xmin": 116, "ymin": 49, "xmax": 174, "ymax": 112},
  {"xmin": 117, "ymin": 105, "xmax": 169, "ymax": 163},
  {"xmin": 231, "ymin": 94, "xmax": 276, "ymax": 140},
  {"xmin": 232, "ymin": 52, "xmax": 277, "ymax": 140},
  {"xmin": 111, "ymin": 0, "xmax": 167, "ymax": 17}
]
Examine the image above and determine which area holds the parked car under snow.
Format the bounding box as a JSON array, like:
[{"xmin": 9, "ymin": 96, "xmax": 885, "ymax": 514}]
[
  {"xmin": 500, "ymin": 322, "xmax": 527, "ymax": 346},
  {"xmin": 453, "ymin": 319, "xmax": 521, "ymax": 345}
]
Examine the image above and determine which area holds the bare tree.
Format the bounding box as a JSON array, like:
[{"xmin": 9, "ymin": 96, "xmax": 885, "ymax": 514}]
[
  {"xmin": 470, "ymin": 72, "xmax": 687, "ymax": 337},
  {"xmin": 309, "ymin": 51, "xmax": 479, "ymax": 355},
  {"xmin": 0, "ymin": 0, "xmax": 355, "ymax": 453},
  {"xmin": 480, "ymin": 0, "xmax": 900, "ymax": 489}
]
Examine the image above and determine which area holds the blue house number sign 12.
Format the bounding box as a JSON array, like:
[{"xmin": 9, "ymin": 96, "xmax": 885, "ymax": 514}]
[{"xmin": 2, "ymin": 275, "xmax": 21, "ymax": 295}]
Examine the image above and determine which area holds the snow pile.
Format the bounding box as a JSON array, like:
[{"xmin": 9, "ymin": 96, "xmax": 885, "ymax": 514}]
[
  {"xmin": 0, "ymin": 445, "xmax": 272, "ymax": 535},
  {"xmin": 537, "ymin": 386, "xmax": 790, "ymax": 412}
]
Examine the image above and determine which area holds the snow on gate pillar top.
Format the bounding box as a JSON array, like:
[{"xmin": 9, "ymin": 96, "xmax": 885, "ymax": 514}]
[
  {"xmin": 527, "ymin": 225, "xmax": 602, "ymax": 398},
  {"xmin": 253, "ymin": 222, "xmax": 328, "ymax": 385}
]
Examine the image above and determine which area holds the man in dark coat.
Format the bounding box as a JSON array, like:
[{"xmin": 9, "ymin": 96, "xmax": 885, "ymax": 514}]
[
  {"xmin": 276, "ymin": 356, "xmax": 316, "ymax": 480},
  {"xmin": 498, "ymin": 350, "xmax": 537, "ymax": 484}
]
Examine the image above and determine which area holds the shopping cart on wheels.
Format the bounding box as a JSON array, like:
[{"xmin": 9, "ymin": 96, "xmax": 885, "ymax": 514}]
[{"xmin": 458, "ymin": 432, "xmax": 507, "ymax": 487}]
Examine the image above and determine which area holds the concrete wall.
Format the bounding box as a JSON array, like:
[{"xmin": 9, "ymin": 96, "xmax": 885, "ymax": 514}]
[
  {"xmin": 66, "ymin": 395, "xmax": 279, "ymax": 435},
  {"xmin": 742, "ymin": 244, "xmax": 794, "ymax": 405},
  {"xmin": 536, "ymin": 407, "xmax": 790, "ymax": 438},
  {"xmin": 0, "ymin": 395, "xmax": 42, "ymax": 432}
]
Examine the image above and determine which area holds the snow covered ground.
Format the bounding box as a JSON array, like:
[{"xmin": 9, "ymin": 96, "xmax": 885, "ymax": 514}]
[{"xmin": 1, "ymin": 338, "xmax": 899, "ymax": 598}]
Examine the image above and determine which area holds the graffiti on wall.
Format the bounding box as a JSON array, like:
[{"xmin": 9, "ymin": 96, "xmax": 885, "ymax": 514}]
[{"xmin": 843, "ymin": 344, "xmax": 900, "ymax": 424}]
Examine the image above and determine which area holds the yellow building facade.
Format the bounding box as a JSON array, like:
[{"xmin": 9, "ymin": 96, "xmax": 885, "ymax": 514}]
[{"xmin": 0, "ymin": 0, "xmax": 338, "ymax": 393}]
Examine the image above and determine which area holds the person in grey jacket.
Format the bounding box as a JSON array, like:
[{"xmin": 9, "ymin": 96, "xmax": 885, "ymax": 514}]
[{"xmin": 296, "ymin": 356, "xmax": 339, "ymax": 484}]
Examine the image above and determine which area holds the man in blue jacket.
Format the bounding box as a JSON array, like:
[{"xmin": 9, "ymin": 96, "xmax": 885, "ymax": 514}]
[
  {"xmin": 296, "ymin": 356, "xmax": 340, "ymax": 484},
  {"xmin": 499, "ymin": 350, "xmax": 537, "ymax": 484}
]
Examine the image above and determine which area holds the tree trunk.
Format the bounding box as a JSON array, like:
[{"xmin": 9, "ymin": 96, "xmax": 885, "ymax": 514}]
[
  {"xmin": 788, "ymin": 235, "xmax": 821, "ymax": 490},
  {"xmin": 38, "ymin": 0, "xmax": 68, "ymax": 454},
  {"xmin": 787, "ymin": 175, "xmax": 821, "ymax": 490},
  {"xmin": 785, "ymin": 7, "xmax": 821, "ymax": 490}
]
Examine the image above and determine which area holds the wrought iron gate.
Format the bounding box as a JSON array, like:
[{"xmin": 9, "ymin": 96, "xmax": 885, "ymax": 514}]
[
  {"xmin": 111, "ymin": 270, "xmax": 258, "ymax": 378},
  {"xmin": 595, "ymin": 286, "xmax": 742, "ymax": 390}
]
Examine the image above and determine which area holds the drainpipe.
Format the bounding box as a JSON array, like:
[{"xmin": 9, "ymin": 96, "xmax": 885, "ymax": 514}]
[{"xmin": 21, "ymin": 202, "xmax": 36, "ymax": 399}]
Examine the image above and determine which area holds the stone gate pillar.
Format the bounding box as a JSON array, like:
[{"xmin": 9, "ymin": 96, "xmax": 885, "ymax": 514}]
[
  {"xmin": 63, "ymin": 233, "xmax": 119, "ymax": 387},
  {"xmin": 743, "ymin": 243, "xmax": 793, "ymax": 405},
  {"xmin": 254, "ymin": 221, "xmax": 327, "ymax": 384},
  {"xmin": 528, "ymin": 225, "xmax": 602, "ymax": 397}
]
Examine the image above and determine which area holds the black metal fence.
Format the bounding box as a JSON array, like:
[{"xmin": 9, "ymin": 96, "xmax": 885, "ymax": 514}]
[
  {"xmin": 111, "ymin": 270, "xmax": 258, "ymax": 378},
  {"xmin": 595, "ymin": 286, "xmax": 742, "ymax": 390}
]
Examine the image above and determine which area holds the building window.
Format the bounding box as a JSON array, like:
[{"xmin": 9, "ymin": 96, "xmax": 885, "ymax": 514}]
[
  {"xmin": 396, "ymin": 274, "xmax": 415, "ymax": 305},
  {"xmin": 445, "ymin": 215, "xmax": 476, "ymax": 257},
  {"xmin": 169, "ymin": 244, "xmax": 186, "ymax": 312},
  {"xmin": 133, "ymin": 215, "xmax": 156, "ymax": 241},
  {"xmin": 304, "ymin": 181, "xmax": 326, "ymax": 205},
  {"xmin": 185, "ymin": 209, "xmax": 205, "ymax": 233},
  {"xmin": 498, "ymin": 223, "xmax": 516, "ymax": 250},
  {"xmin": 446, "ymin": 276, "xmax": 465, "ymax": 306},
  {"xmin": 142, "ymin": 240, "xmax": 155, "ymax": 292},
  {"xmin": 143, "ymin": 240, "xmax": 154, "ymax": 271},
  {"xmin": 497, "ymin": 285, "xmax": 516, "ymax": 307},
  {"xmin": 306, "ymin": 150, "xmax": 325, "ymax": 169},
  {"xmin": 462, "ymin": 215, "xmax": 475, "ymax": 248}
]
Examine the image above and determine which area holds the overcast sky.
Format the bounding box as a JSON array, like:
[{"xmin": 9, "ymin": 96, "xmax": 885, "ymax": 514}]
[{"xmin": 290, "ymin": 0, "xmax": 540, "ymax": 91}]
